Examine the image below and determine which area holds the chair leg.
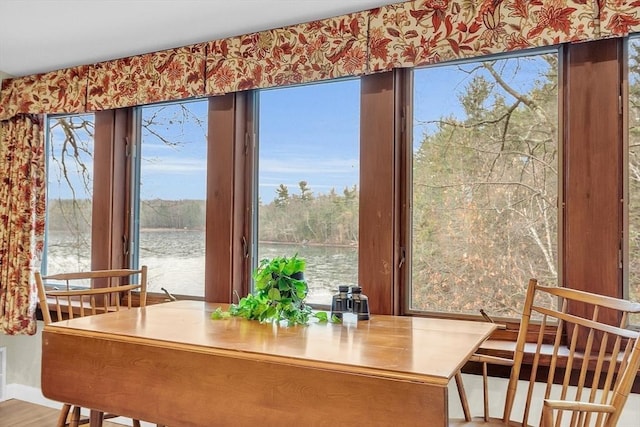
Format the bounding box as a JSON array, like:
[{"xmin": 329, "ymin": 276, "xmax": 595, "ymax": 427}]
[
  {"xmin": 70, "ymin": 406, "xmax": 81, "ymax": 427},
  {"xmin": 482, "ymin": 361, "xmax": 489, "ymax": 422},
  {"xmin": 454, "ymin": 371, "xmax": 472, "ymax": 421},
  {"xmin": 541, "ymin": 403, "xmax": 553, "ymax": 427},
  {"xmin": 57, "ymin": 404, "xmax": 72, "ymax": 427},
  {"xmin": 132, "ymin": 420, "xmax": 141, "ymax": 427}
]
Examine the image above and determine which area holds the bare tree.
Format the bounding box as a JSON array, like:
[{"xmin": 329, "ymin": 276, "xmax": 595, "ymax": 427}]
[{"xmin": 412, "ymin": 54, "xmax": 558, "ymax": 317}]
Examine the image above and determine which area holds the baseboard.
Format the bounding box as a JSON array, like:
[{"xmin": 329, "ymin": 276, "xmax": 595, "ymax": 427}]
[{"xmin": 5, "ymin": 384, "xmax": 60, "ymax": 408}]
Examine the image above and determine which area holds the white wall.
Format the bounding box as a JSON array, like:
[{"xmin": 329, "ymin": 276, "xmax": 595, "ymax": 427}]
[
  {"xmin": 0, "ymin": 71, "xmax": 10, "ymax": 91},
  {"xmin": 0, "ymin": 321, "xmax": 44, "ymax": 393}
]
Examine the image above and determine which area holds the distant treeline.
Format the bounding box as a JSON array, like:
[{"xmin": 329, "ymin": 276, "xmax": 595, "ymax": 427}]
[
  {"xmin": 259, "ymin": 182, "xmax": 359, "ymax": 245},
  {"xmin": 47, "ymin": 186, "xmax": 359, "ymax": 247},
  {"xmin": 47, "ymin": 199, "xmax": 206, "ymax": 231}
]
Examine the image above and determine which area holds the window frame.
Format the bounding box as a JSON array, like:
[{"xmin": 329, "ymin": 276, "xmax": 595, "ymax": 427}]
[
  {"xmin": 402, "ymin": 47, "xmax": 562, "ymax": 320},
  {"xmin": 128, "ymin": 99, "xmax": 210, "ymax": 298},
  {"xmin": 41, "ymin": 38, "xmax": 630, "ymax": 329},
  {"xmin": 253, "ymin": 78, "xmax": 363, "ymax": 308}
]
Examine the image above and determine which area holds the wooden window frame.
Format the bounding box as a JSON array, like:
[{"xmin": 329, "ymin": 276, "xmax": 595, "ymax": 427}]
[
  {"xmin": 71, "ymin": 38, "xmax": 629, "ymax": 325},
  {"xmin": 92, "ymin": 109, "xmax": 131, "ymax": 272},
  {"xmin": 204, "ymin": 92, "xmax": 253, "ymax": 302},
  {"xmin": 562, "ymin": 38, "xmax": 624, "ymax": 319}
]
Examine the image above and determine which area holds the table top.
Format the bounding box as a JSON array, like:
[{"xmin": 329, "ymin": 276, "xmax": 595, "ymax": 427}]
[{"xmin": 44, "ymin": 300, "xmax": 496, "ymax": 386}]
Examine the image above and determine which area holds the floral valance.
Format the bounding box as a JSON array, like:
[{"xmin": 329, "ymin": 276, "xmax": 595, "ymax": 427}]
[
  {"xmin": 368, "ymin": 0, "xmax": 598, "ymax": 72},
  {"xmin": 600, "ymin": 0, "xmax": 640, "ymax": 37},
  {"xmin": 205, "ymin": 11, "xmax": 368, "ymax": 95},
  {"xmin": 1, "ymin": 0, "xmax": 639, "ymax": 119},
  {"xmin": 0, "ymin": 66, "xmax": 88, "ymax": 121},
  {"xmin": 87, "ymin": 44, "xmax": 206, "ymax": 110}
]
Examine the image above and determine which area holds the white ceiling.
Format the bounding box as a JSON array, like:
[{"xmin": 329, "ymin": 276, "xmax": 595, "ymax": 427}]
[{"xmin": 0, "ymin": 0, "xmax": 394, "ymax": 78}]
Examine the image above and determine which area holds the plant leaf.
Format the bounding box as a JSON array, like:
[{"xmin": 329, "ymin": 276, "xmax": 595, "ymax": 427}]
[
  {"xmin": 314, "ymin": 311, "xmax": 328, "ymax": 322},
  {"xmin": 268, "ymin": 287, "xmax": 281, "ymax": 301},
  {"xmin": 211, "ymin": 307, "xmax": 230, "ymax": 320}
]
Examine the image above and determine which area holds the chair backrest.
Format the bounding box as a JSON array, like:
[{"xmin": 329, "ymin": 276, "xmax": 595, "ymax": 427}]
[
  {"xmin": 504, "ymin": 279, "xmax": 640, "ymax": 427},
  {"xmin": 35, "ymin": 266, "xmax": 147, "ymax": 325}
]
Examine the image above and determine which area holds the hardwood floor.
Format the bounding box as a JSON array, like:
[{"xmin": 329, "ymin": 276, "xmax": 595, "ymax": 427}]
[{"xmin": 0, "ymin": 399, "xmax": 124, "ymax": 427}]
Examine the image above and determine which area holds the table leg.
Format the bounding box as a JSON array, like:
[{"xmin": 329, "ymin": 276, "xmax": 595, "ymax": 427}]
[{"xmin": 89, "ymin": 409, "xmax": 104, "ymax": 427}]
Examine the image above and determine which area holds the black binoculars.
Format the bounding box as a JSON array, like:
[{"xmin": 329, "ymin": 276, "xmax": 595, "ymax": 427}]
[{"xmin": 330, "ymin": 285, "xmax": 370, "ymax": 321}]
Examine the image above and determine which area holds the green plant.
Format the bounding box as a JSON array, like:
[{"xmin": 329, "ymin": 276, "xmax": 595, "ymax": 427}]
[{"xmin": 211, "ymin": 255, "xmax": 333, "ymax": 326}]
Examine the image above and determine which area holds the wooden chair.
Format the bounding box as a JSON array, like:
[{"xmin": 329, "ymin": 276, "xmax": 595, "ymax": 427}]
[
  {"xmin": 451, "ymin": 278, "xmax": 640, "ymax": 427},
  {"xmin": 35, "ymin": 267, "xmax": 152, "ymax": 427}
]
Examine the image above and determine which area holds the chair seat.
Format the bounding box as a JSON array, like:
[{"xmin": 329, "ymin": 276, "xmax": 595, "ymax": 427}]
[{"xmin": 449, "ymin": 417, "xmax": 528, "ymax": 427}]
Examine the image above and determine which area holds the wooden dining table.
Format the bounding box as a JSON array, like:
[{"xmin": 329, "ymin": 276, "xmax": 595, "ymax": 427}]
[{"xmin": 41, "ymin": 300, "xmax": 496, "ymax": 427}]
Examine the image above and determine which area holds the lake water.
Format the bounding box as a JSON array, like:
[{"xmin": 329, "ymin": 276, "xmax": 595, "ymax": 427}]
[{"xmin": 46, "ymin": 229, "xmax": 358, "ymax": 306}]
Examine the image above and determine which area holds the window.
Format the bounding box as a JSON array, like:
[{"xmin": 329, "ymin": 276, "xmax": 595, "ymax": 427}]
[
  {"xmin": 410, "ymin": 52, "xmax": 559, "ymax": 317},
  {"xmin": 257, "ymin": 80, "xmax": 360, "ymax": 306},
  {"xmin": 627, "ymin": 36, "xmax": 640, "ymax": 325},
  {"xmin": 44, "ymin": 114, "xmax": 95, "ymax": 275},
  {"xmin": 132, "ymin": 100, "xmax": 208, "ymax": 296}
]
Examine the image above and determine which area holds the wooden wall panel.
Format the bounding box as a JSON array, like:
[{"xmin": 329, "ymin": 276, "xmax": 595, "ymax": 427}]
[
  {"xmin": 111, "ymin": 109, "xmax": 130, "ymax": 269},
  {"xmin": 205, "ymin": 94, "xmax": 249, "ymax": 302},
  {"xmin": 206, "ymin": 95, "xmax": 234, "ymax": 302},
  {"xmin": 563, "ymin": 39, "xmax": 623, "ymax": 307},
  {"xmin": 92, "ymin": 109, "xmax": 129, "ymax": 271},
  {"xmin": 360, "ymin": 72, "xmax": 399, "ymax": 315}
]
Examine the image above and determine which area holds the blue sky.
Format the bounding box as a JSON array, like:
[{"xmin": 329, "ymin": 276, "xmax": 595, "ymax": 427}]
[
  {"xmin": 140, "ymin": 100, "xmax": 208, "ymax": 200},
  {"xmin": 258, "ymin": 79, "xmax": 360, "ymax": 203},
  {"xmin": 138, "ymin": 79, "xmax": 361, "ymax": 203},
  {"xmin": 136, "ymin": 79, "xmax": 361, "ymax": 203}
]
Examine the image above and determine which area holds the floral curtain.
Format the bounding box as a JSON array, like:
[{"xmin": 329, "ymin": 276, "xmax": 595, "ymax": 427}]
[
  {"xmin": 0, "ymin": 115, "xmax": 45, "ymax": 335},
  {"xmin": 205, "ymin": 12, "xmax": 369, "ymax": 95}
]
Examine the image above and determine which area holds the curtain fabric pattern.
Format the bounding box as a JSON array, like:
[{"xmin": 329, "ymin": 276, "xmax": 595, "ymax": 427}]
[
  {"xmin": 367, "ymin": 0, "xmax": 598, "ymax": 72},
  {"xmin": 0, "ymin": 66, "xmax": 88, "ymax": 121},
  {"xmin": 87, "ymin": 44, "xmax": 206, "ymax": 110},
  {"xmin": 205, "ymin": 12, "xmax": 369, "ymax": 95},
  {"xmin": 0, "ymin": 0, "xmax": 636, "ymax": 117},
  {"xmin": 0, "ymin": 115, "xmax": 45, "ymax": 335},
  {"xmin": 600, "ymin": 0, "xmax": 640, "ymax": 37}
]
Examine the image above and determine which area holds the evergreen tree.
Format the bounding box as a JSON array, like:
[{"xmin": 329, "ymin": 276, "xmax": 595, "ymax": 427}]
[
  {"xmin": 299, "ymin": 181, "xmax": 312, "ymax": 201},
  {"xmin": 274, "ymin": 184, "xmax": 290, "ymax": 207}
]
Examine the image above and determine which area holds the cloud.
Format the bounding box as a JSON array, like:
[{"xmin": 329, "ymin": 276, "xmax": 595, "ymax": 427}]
[
  {"xmin": 259, "ymin": 157, "xmax": 358, "ymax": 175},
  {"xmin": 142, "ymin": 157, "xmax": 206, "ymax": 173}
]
